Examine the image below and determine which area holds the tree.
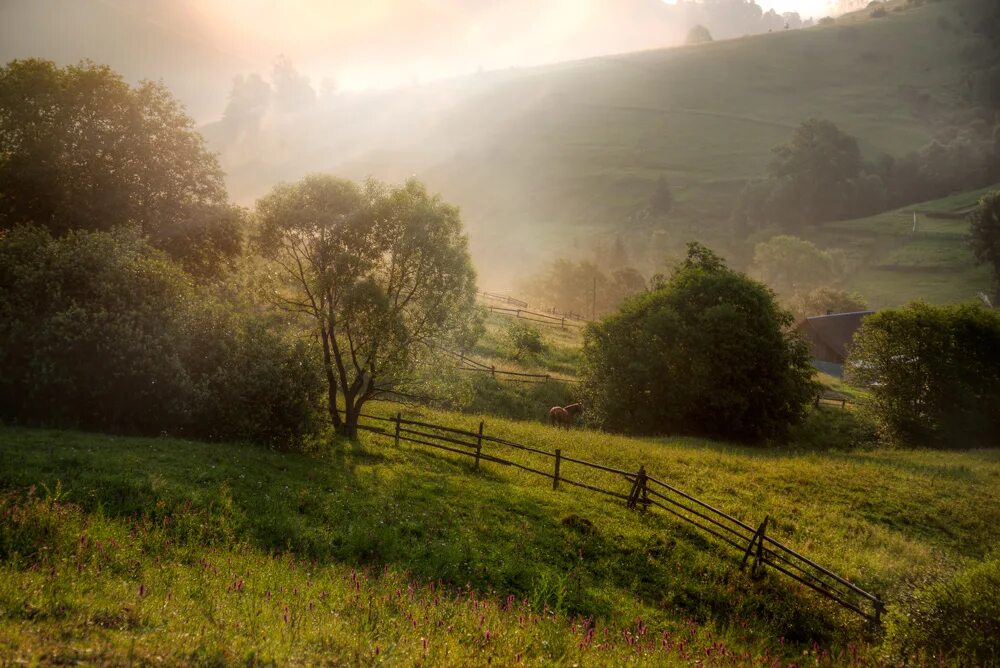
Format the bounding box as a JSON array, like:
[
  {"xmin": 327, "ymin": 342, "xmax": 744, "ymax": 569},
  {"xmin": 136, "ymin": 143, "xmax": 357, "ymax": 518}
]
[
  {"xmin": 0, "ymin": 59, "xmax": 241, "ymax": 275},
  {"xmin": 582, "ymin": 242, "xmax": 816, "ymax": 441},
  {"xmin": 969, "ymin": 191, "xmax": 1000, "ymax": 304},
  {"xmin": 767, "ymin": 118, "xmax": 863, "ymax": 224},
  {"xmin": 271, "ymin": 55, "xmax": 316, "ymax": 114},
  {"xmin": 848, "ymin": 302, "xmax": 1000, "ymax": 447},
  {"xmin": 649, "ymin": 175, "xmax": 674, "ymax": 215},
  {"xmin": 750, "ymin": 235, "xmax": 840, "ymax": 296},
  {"xmin": 256, "ymin": 176, "xmax": 478, "ymax": 437},
  {"xmin": 686, "ymin": 25, "xmax": 714, "ymax": 45}
]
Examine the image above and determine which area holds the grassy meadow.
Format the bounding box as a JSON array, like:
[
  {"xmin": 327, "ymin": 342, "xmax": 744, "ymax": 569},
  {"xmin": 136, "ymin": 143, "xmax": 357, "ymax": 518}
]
[
  {"xmin": 2, "ymin": 406, "xmax": 998, "ymax": 665},
  {"xmin": 807, "ymin": 185, "xmax": 998, "ymax": 308}
]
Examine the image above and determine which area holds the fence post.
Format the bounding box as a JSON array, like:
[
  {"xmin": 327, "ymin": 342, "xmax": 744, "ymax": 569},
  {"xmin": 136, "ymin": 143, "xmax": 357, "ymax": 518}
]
[
  {"xmin": 873, "ymin": 595, "xmax": 885, "ymax": 628},
  {"xmin": 753, "ymin": 516, "xmax": 769, "ymax": 574},
  {"xmin": 741, "ymin": 515, "xmax": 769, "ymax": 572},
  {"xmin": 394, "ymin": 412, "xmax": 401, "ymax": 447},
  {"xmin": 491, "ymin": 365, "xmax": 495, "ymax": 378},
  {"xmin": 561, "ymin": 317, "xmax": 565, "ymax": 330},
  {"xmin": 627, "ymin": 466, "xmax": 648, "ymax": 510},
  {"xmin": 553, "ymin": 449, "xmax": 561, "ymax": 490},
  {"xmin": 475, "ymin": 421, "xmax": 484, "ymax": 470}
]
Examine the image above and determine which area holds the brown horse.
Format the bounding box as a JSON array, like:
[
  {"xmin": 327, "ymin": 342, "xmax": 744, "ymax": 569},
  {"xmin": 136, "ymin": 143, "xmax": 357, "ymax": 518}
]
[{"xmin": 549, "ymin": 403, "xmax": 584, "ymax": 428}]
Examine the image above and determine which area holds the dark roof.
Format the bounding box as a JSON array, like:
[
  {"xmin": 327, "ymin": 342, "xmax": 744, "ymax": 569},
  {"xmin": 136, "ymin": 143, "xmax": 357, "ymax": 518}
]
[{"xmin": 796, "ymin": 311, "xmax": 874, "ymax": 364}]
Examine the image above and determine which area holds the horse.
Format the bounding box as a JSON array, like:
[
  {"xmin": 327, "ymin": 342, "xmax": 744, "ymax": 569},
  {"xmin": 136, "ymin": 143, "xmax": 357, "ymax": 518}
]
[{"xmin": 549, "ymin": 403, "xmax": 584, "ymax": 428}]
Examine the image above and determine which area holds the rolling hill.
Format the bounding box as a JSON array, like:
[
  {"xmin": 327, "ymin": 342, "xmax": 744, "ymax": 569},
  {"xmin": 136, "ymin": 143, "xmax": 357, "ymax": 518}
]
[{"xmin": 203, "ymin": 0, "xmax": 991, "ymax": 293}]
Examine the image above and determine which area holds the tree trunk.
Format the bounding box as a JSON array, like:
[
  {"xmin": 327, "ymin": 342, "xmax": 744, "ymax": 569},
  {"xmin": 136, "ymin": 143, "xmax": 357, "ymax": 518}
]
[
  {"xmin": 320, "ymin": 329, "xmax": 342, "ymax": 430},
  {"xmin": 338, "ymin": 392, "xmax": 359, "ymax": 440}
]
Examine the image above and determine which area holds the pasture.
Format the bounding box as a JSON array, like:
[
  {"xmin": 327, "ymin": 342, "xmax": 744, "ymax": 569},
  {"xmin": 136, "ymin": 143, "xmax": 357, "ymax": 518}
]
[{"xmin": 1, "ymin": 408, "xmax": 997, "ymax": 664}]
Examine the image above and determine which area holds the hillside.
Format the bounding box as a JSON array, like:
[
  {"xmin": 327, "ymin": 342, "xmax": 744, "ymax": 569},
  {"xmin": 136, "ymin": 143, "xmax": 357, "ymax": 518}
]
[
  {"xmin": 808, "ymin": 185, "xmax": 997, "ymax": 308},
  {"xmin": 204, "ymin": 0, "xmax": 986, "ymax": 287},
  {"xmin": 2, "ymin": 415, "xmax": 998, "ymax": 664}
]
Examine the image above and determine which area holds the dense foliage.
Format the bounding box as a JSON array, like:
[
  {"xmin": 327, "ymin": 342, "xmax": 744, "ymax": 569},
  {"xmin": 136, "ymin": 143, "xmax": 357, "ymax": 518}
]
[
  {"xmin": 733, "ymin": 118, "xmax": 1000, "ymax": 232},
  {"xmin": 256, "ymin": 176, "xmax": 479, "ymax": 437},
  {"xmin": 582, "ymin": 243, "xmax": 816, "ymax": 441},
  {"xmin": 969, "ymin": 190, "xmax": 1000, "ymax": 303},
  {"xmin": 0, "ymin": 226, "xmax": 323, "ymax": 447},
  {"xmin": 0, "ymin": 59, "xmax": 242, "ymax": 275},
  {"xmin": 848, "ymin": 302, "xmax": 1000, "ymax": 447}
]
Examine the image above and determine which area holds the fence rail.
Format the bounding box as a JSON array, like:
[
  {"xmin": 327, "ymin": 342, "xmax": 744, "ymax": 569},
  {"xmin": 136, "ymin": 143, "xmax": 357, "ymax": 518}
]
[
  {"xmin": 440, "ymin": 348, "xmax": 582, "ymax": 385},
  {"xmin": 485, "ymin": 304, "xmax": 586, "ymax": 329},
  {"xmin": 343, "ymin": 409, "xmax": 885, "ymax": 625}
]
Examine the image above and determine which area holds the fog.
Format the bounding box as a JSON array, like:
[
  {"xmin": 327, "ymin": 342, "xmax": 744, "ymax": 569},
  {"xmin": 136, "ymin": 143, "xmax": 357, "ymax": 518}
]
[
  {"xmin": 2, "ymin": 0, "xmax": 837, "ymax": 121},
  {"xmin": 1, "ymin": 0, "xmax": 849, "ymax": 288}
]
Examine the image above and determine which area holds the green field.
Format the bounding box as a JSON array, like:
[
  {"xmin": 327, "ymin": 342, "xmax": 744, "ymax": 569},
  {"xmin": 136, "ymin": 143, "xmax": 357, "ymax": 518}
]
[
  {"xmin": 807, "ymin": 185, "xmax": 997, "ymax": 307},
  {"xmin": 2, "ymin": 409, "xmax": 998, "ymax": 664}
]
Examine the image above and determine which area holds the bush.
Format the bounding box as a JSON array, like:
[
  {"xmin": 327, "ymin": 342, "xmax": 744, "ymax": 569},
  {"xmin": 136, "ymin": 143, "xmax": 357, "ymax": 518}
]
[
  {"xmin": 871, "ymin": 6, "xmax": 887, "ymax": 18},
  {"xmin": 847, "ymin": 302, "xmax": 1000, "ymax": 447},
  {"xmin": 504, "ymin": 321, "xmax": 546, "ymax": 361},
  {"xmin": 885, "ymin": 555, "xmax": 1000, "ymax": 664},
  {"xmin": 582, "ymin": 243, "xmax": 816, "ymax": 441},
  {"xmin": 0, "ymin": 225, "xmax": 324, "ymax": 448},
  {"xmin": 183, "ymin": 304, "xmax": 325, "ymax": 449}
]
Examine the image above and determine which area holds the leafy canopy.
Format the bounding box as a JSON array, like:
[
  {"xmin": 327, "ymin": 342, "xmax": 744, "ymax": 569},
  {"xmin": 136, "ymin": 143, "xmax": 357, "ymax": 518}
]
[
  {"xmin": 256, "ymin": 175, "xmax": 479, "ymax": 436},
  {"xmin": 582, "ymin": 242, "xmax": 816, "ymax": 441},
  {"xmin": 0, "ymin": 59, "xmax": 242, "ymax": 275},
  {"xmin": 848, "ymin": 302, "xmax": 1000, "ymax": 448},
  {"xmin": 969, "ymin": 190, "xmax": 1000, "ymax": 303}
]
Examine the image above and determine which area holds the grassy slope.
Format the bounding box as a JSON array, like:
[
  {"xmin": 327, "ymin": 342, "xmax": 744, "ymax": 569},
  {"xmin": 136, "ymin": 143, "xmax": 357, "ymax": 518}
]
[
  {"xmin": 807, "ymin": 185, "xmax": 997, "ymax": 308},
  {"xmin": 2, "ymin": 412, "xmax": 998, "ymax": 664},
  {"xmin": 210, "ymin": 0, "xmax": 980, "ymax": 292}
]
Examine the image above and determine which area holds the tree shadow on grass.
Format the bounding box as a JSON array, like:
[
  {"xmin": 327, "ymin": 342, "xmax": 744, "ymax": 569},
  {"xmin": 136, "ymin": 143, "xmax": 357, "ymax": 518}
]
[{"xmin": 0, "ymin": 425, "xmax": 851, "ymax": 646}]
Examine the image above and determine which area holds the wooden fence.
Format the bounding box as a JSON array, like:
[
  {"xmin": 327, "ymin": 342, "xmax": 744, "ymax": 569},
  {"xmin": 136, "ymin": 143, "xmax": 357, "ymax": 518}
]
[
  {"xmin": 436, "ymin": 348, "xmax": 581, "ymax": 385},
  {"xmin": 485, "ymin": 304, "xmax": 586, "ymax": 329},
  {"xmin": 345, "ymin": 410, "xmax": 885, "ymax": 625},
  {"xmin": 479, "ymin": 291, "xmax": 528, "ymax": 308}
]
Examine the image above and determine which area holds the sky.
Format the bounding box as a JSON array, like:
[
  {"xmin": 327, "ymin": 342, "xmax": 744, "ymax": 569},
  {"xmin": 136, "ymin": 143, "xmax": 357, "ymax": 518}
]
[{"xmin": 1, "ymin": 0, "xmax": 841, "ymax": 119}]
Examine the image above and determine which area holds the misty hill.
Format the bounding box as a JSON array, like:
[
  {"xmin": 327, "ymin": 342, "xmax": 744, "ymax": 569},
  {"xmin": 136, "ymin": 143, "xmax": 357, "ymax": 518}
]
[{"xmin": 202, "ymin": 0, "xmax": 989, "ymax": 290}]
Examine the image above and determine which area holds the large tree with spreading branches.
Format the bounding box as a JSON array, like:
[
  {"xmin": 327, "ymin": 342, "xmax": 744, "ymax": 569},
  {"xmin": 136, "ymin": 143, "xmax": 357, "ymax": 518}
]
[{"xmin": 256, "ymin": 175, "xmax": 479, "ymax": 437}]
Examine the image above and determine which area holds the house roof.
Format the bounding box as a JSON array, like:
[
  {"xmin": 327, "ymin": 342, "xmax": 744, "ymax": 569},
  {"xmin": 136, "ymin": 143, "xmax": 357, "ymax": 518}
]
[{"xmin": 797, "ymin": 310, "xmax": 874, "ymax": 363}]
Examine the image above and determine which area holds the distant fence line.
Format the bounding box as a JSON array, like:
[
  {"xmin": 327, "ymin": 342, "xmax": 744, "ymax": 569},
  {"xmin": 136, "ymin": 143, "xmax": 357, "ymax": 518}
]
[
  {"xmin": 478, "ymin": 292, "xmax": 590, "ymax": 327},
  {"xmin": 343, "ymin": 408, "xmax": 885, "ymax": 626},
  {"xmin": 440, "ymin": 348, "xmax": 582, "ymax": 385}
]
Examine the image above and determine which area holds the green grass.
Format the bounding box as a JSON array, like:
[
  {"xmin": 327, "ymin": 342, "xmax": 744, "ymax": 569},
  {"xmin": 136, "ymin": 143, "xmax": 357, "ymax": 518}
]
[
  {"xmin": 2, "ymin": 408, "xmax": 998, "ymax": 664},
  {"xmin": 471, "ymin": 311, "xmax": 584, "ymax": 379},
  {"xmin": 807, "ymin": 184, "xmax": 998, "ymax": 308}
]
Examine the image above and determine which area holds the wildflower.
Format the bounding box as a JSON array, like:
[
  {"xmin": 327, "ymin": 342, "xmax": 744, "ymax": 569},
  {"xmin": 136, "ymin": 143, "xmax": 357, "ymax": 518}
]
[{"xmin": 138, "ymin": 584, "xmax": 146, "ymax": 599}]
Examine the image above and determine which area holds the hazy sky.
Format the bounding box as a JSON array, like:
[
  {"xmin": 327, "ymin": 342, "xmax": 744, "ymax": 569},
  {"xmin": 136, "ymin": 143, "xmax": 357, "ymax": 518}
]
[{"xmin": 1, "ymin": 0, "xmax": 840, "ymax": 119}]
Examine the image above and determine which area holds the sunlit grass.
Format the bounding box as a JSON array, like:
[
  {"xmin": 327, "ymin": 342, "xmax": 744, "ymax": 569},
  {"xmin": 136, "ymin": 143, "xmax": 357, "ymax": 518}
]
[{"xmin": 2, "ymin": 414, "xmax": 997, "ymax": 663}]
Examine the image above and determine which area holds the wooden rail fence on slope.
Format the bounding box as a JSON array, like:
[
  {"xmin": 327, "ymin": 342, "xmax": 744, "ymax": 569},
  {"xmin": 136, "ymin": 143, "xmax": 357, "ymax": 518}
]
[
  {"xmin": 343, "ymin": 409, "xmax": 885, "ymax": 625},
  {"xmin": 440, "ymin": 348, "xmax": 582, "ymax": 385}
]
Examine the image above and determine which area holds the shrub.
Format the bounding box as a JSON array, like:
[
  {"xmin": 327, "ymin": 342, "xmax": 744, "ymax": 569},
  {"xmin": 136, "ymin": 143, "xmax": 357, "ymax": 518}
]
[
  {"xmin": 871, "ymin": 6, "xmax": 887, "ymax": 18},
  {"xmin": 847, "ymin": 302, "xmax": 1000, "ymax": 447},
  {"xmin": 504, "ymin": 321, "xmax": 546, "ymax": 361},
  {"xmin": 0, "ymin": 225, "xmax": 194, "ymax": 432},
  {"xmin": 0, "ymin": 225, "xmax": 324, "ymax": 448},
  {"xmin": 582, "ymin": 243, "xmax": 816, "ymax": 441},
  {"xmin": 183, "ymin": 305, "xmax": 325, "ymax": 449},
  {"xmin": 885, "ymin": 555, "xmax": 1000, "ymax": 664}
]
